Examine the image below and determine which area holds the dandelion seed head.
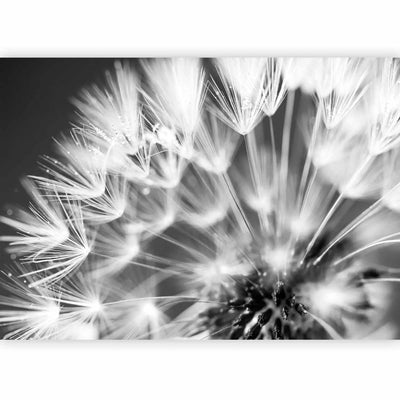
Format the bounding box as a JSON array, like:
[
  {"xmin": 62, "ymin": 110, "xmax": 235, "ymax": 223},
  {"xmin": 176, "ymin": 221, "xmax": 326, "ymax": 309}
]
[{"xmin": 2, "ymin": 58, "xmax": 400, "ymax": 340}]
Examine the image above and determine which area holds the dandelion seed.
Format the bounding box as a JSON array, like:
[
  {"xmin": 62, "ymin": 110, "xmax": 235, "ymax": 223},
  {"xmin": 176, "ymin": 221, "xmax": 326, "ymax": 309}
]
[
  {"xmin": 368, "ymin": 58, "xmax": 400, "ymax": 154},
  {"xmin": 0, "ymin": 268, "xmax": 62, "ymax": 339},
  {"xmin": 4, "ymin": 197, "xmax": 93, "ymax": 287},
  {"xmin": 382, "ymin": 147, "xmax": 400, "ymax": 212},
  {"xmin": 124, "ymin": 187, "xmax": 177, "ymax": 237},
  {"xmin": 192, "ymin": 112, "xmax": 240, "ymax": 174},
  {"xmin": 93, "ymin": 224, "xmax": 141, "ymax": 276},
  {"xmin": 319, "ymin": 141, "xmax": 383, "ymax": 199},
  {"xmin": 31, "ymin": 133, "xmax": 107, "ymax": 200},
  {"xmin": 210, "ymin": 57, "xmax": 270, "ymax": 135},
  {"xmin": 263, "ymin": 58, "xmax": 287, "ymax": 117},
  {"xmin": 281, "ymin": 57, "xmax": 316, "ymax": 92},
  {"xmin": 144, "ymin": 141, "xmax": 187, "ymax": 188},
  {"xmin": 72, "ymin": 60, "xmax": 141, "ymax": 155},
  {"xmin": 104, "ymin": 271, "xmax": 171, "ymax": 339},
  {"xmin": 310, "ymin": 104, "xmax": 367, "ymax": 168},
  {"xmin": 0, "ymin": 179, "xmax": 69, "ymax": 258},
  {"xmin": 177, "ymin": 167, "xmax": 229, "ymax": 229},
  {"xmin": 316, "ymin": 58, "xmax": 370, "ymax": 129},
  {"xmin": 81, "ymin": 175, "xmax": 127, "ymax": 223},
  {"xmin": 141, "ymin": 58, "xmax": 206, "ymax": 152}
]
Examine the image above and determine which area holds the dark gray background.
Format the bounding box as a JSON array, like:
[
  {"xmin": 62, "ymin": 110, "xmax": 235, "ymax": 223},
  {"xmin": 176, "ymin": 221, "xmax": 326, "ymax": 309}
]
[{"xmin": 0, "ymin": 59, "xmax": 117, "ymax": 204}]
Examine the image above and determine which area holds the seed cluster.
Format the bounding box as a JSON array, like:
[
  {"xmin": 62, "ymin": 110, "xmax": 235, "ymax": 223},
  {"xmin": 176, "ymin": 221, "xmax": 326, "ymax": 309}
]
[
  {"xmin": 199, "ymin": 272, "xmax": 328, "ymax": 339},
  {"xmin": 198, "ymin": 235, "xmax": 377, "ymax": 339}
]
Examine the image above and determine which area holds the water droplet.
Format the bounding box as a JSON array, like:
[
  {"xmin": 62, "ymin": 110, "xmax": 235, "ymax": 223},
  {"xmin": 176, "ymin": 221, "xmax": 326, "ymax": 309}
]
[{"xmin": 241, "ymin": 97, "xmax": 252, "ymax": 111}]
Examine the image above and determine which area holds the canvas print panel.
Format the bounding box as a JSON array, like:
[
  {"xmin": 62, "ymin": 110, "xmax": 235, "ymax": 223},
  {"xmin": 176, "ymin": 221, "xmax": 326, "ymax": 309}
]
[{"xmin": 0, "ymin": 57, "xmax": 400, "ymax": 339}]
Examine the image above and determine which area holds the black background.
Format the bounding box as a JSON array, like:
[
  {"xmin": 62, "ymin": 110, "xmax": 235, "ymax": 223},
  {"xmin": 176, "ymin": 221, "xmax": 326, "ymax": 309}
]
[{"xmin": 0, "ymin": 59, "xmax": 117, "ymax": 204}]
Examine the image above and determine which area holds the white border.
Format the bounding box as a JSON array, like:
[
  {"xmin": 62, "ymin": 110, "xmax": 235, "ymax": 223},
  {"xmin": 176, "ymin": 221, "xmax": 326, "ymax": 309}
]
[
  {"xmin": 0, "ymin": 340, "xmax": 399, "ymax": 399},
  {"xmin": 1, "ymin": 0, "xmax": 400, "ymax": 56},
  {"xmin": 1, "ymin": 1, "xmax": 400, "ymax": 399}
]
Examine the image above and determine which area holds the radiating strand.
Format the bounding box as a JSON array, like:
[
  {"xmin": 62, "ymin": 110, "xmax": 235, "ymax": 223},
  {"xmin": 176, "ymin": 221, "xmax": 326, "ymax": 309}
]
[
  {"xmin": 313, "ymin": 180, "xmax": 400, "ymax": 265},
  {"xmin": 306, "ymin": 312, "xmax": 343, "ymax": 339},
  {"xmin": 302, "ymin": 153, "xmax": 375, "ymax": 263},
  {"xmin": 220, "ymin": 172, "xmax": 255, "ymax": 238},
  {"xmin": 334, "ymin": 233, "xmax": 400, "ymax": 266},
  {"xmin": 278, "ymin": 90, "xmax": 296, "ymax": 237}
]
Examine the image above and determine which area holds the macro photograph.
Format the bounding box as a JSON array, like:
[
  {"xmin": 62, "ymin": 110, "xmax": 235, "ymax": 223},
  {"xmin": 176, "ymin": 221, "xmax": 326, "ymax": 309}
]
[
  {"xmin": 1, "ymin": 57, "xmax": 400, "ymax": 340},
  {"xmin": 3, "ymin": 1, "xmax": 400, "ymax": 399}
]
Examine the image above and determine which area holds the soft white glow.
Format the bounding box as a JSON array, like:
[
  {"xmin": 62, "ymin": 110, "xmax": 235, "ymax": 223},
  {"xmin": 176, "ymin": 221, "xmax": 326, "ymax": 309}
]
[
  {"xmin": 264, "ymin": 246, "xmax": 291, "ymax": 272},
  {"xmin": 87, "ymin": 299, "xmax": 103, "ymax": 314},
  {"xmin": 43, "ymin": 303, "xmax": 60, "ymax": 325},
  {"xmin": 140, "ymin": 302, "xmax": 159, "ymax": 319}
]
